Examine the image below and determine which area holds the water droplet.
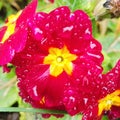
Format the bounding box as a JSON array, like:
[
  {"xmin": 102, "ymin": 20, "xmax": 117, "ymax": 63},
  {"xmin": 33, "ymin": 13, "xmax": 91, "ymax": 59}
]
[
  {"xmin": 69, "ymin": 96, "xmax": 75, "ymax": 102},
  {"xmin": 69, "ymin": 13, "xmax": 75, "ymax": 22},
  {"xmin": 73, "ymin": 107, "xmax": 77, "ymax": 110},
  {"xmin": 24, "ymin": 69, "xmax": 29, "ymax": 73},
  {"xmin": 63, "ymin": 26, "xmax": 73, "ymax": 32},
  {"xmin": 26, "ymin": 54, "xmax": 32, "ymax": 57},
  {"xmin": 34, "ymin": 28, "xmax": 43, "ymax": 34},
  {"xmin": 76, "ymin": 78, "xmax": 80, "ymax": 82},
  {"xmin": 88, "ymin": 70, "xmax": 91, "ymax": 75},
  {"xmin": 63, "ymin": 97, "xmax": 68, "ymax": 103},
  {"xmin": 83, "ymin": 98, "xmax": 88, "ymax": 105},
  {"xmin": 90, "ymin": 41, "xmax": 96, "ymax": 49},
  {"xmin": 56, "ymin": 15, "xmax": 60, "ymax": 20},
  {"xmin": 87, "ymin": 52, "xmax": 101, "ymax": 59},
  {"xmin": 67, "ymin": 90, "xmax": 74, "ymax": 95},
  {"xmin": 85, "ymin": 28, "xmax": 91, "ymax": 34},
  {"xmin": 115, "ymin": 70, "xmax": 118, "ymax": 73},
  {"xmin": 45, "ymin": 23, "xmax": 50, "ymax": 29},
  {"xmin": 39, "ymin": 14, "xmax": 44, "ymax": 18},
  {"xmin": 33, "ymin": 86, "xmax": 38, "ymax": 96},
  {"xmin": 73, "ymin": 49, "xmax": 80, "ymax": 54}
]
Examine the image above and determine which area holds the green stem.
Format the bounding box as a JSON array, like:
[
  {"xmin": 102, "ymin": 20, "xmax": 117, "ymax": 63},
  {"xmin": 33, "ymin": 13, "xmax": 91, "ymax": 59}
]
[{"xmin": 0, "ymin": 107, "xmax": 67, "ymax": 114}]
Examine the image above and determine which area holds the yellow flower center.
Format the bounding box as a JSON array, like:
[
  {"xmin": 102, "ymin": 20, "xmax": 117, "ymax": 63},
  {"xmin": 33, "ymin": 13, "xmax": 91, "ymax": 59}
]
[
  {"xmin": 1, "ymin": 11, "xmax": 22, "ymax": 43},
  {"xmin": 43, "ymin": 46, "xmax": 77, "ymax": 77},
  {"xmin": 56, "ymin": 56, "xmax": 64, "ymax": 63},
  {"xmin": 98, "ymin": 90, "xmax": 120, "ymax": 116}
]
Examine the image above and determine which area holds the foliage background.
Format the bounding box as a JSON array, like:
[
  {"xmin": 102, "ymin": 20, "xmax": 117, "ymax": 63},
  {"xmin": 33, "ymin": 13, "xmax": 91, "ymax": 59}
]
[{"xmin": 0, "ymin": 0, "xmax": 120, "ymax": 120}]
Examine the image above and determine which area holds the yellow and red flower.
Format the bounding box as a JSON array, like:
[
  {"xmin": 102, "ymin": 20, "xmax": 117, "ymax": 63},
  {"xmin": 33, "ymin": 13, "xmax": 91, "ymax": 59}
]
[
  {"xmin": 81, "ymin": 60, "xmax": 120, "ymax": 120},
  {"xmin": 0, "ymin": 0, "xmax": 37, "ymax": 65},
  {"xmin": 11, "ymin": 6, "xmax": 103, "ymax": 113}
]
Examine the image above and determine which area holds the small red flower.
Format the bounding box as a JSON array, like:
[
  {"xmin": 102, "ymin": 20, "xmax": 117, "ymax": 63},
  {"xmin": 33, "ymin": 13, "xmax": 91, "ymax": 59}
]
[
  {"xmin": 0, "ymin": 0, "xmax": 37, "ymax": 65},
  {"xmin": 12, "ymin": 6, "xmax": 103, "ymax": 113},
  {"xmin": 49, "ymin": 0, "xmax": 54, "ymax": 3},
  {"xmin": 80, "ymin": 60, "xmax": 120, "ymax": 120}
]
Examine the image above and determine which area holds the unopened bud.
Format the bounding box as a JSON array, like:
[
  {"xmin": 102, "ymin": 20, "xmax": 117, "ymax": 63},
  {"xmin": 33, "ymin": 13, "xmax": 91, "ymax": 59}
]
[{"xmin": 104, "ymin": 0, "xmax": 120, "ymax": 17}]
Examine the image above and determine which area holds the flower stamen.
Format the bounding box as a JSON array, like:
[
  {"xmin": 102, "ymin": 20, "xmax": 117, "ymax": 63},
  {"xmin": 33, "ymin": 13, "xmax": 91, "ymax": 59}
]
[
  {"xmin": 98, "ymin": 90, "xmax": 120, "ymax": 116},
  {"xmin": 56, "ymin": 56, "xmax": 64, "ymax": 63},
  {"xmin": 43, "ymin": 45, "xmax": 77, "ymax": 77}
]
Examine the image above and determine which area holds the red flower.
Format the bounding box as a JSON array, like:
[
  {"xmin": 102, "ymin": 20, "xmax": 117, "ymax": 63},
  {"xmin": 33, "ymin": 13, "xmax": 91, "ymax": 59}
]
[
  {"xmin": 12, "ymin": 6, "xmax": 103, "ymax": 113},
  {"xmin": 0, "ymin": 0, "xmax": 37, "ymax": 65},
  {"xmin": 80, "ymin": 60, "xmax": 120, "ymax": 120},
  {"xmin": 49, "ymin": 0, "xmax": 54, "ymax": 3}
]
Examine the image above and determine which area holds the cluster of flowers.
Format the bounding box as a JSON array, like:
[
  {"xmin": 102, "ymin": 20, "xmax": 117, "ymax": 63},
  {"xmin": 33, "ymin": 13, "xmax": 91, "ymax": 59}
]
[{"xmin": 0, "ymin": 0, "xmax": 120, "ymax": 119}]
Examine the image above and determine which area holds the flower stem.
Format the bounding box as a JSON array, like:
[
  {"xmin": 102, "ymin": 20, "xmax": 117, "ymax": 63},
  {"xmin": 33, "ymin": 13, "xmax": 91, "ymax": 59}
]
[{"xmin": 0, "ymin": 107, "xmax": 67, "ymax": 114}]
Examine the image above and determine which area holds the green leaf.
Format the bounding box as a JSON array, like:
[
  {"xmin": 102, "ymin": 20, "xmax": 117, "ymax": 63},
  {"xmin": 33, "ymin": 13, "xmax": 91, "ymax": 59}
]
[
  {"xmin": 0, "ymin": 2, "xmax": 3, "ymax": 10},
  {"xmin": 0, "ymin": 67, "xmax": 15, "ymax": 81},
  {"xmin": 108, "ymin": 52, "xmax": 120, "ymax": 67},
  {"xmin": 97, "ymin": 33, "xmax": 116, "ymax": 51},
  {"xmin": 102, "ymin": 51, "xmax": 112, "ymax": 73},
  {"xmin": 0, "ymin": 85, "xmax": 18, "ymax": 107},
  {"xmin": 102, "ymin": 115, "xmax": 109, "ymax": 120},
  {"xmin": 92, "ymin": 19, "xmax": 98, "ymax": 37},
  {"xmin": 0, "ymin": 68, "xmax": 18, "ymax": 107},
  {"xmin": 107, "ymin": 20, "xmax": 117, "ymax": 32}
]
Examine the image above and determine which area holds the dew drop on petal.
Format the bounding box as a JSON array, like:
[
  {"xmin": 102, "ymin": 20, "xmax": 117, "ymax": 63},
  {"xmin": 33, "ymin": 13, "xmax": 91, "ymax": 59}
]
[
  {"xmin": 96, "ymin": 65, "xmax": 102, "ymax": 70},
  {"xmin": 17, "ymin": 77, "xmax": 22, "ymax": 81},
  {"xmin": 22, "ymin": 75, "xmax": 25, "ymax": 78},
  {"xmin": 79, "ymin": 24, "xmax": 82, "ymax": 27},
  {"xmin": 85, "ymin": 28, "xmax": 91, "ymax": 34},
  {"xmin": 76, "ymin": 78, "xmax": 81, "ymax": 82},
  {"xmin": 87, "ymin": 52, "xmax": 101, "ymax": 59},
  {"xmin": 45, "ymin": 23, "xmax": 50, "ymax": 29},
  {"xmin": 115, "ymin": 70, "xmax": 118, "ymax": 73},
  {"xmin": 24, "ymin": 69, "xmax": 29, "ymax": 73},
  {"xmin": 56, "ymin": 15, "xmax": 60, "ymax": 20},
  {"xmin": 63, "ymin": 97, "xmax": 68, "ymax": 103},
  {"xmin": 33, "ymin": 86, "xmax": 38, "ymax": 96},
  {"xmin": 90, "ymin": 41, "xmax": 96, "ymax": 49},
  {"xmin": 8, "ymin": 39, "xmax": 12, "ymax": 43},
  {"xmin": 68, "ymin": 90, "xmax": 74, "ymax": 95},
  {"xmin": 54, "ymin": 9, "xmax": 59, "ymax": 14},
  {"xmin": 73, "ymin": 49, "xmax": 80, "ymax": 54},
  {"xmin": 37, "ymin": 14, "xmax": 44, "ymax": 19},
  {"xmin": 83, "ymin": 98, "xmax": 88, "ymax": 105},
  {"xmin": 73, "ymin": 107, "xmax": 77, "ymax": 110},
  {"xmin": 102, "ymin": 86, "xmax": 108, "ymax": 91},
  {"xmin": 109, "ymin": 73, "xmax": 114, "ymax": 76},
  {"xmin": 26, "ymin": 54, "xmax": 32, "ymax": 57},
  {"xmin": 69, "ymin": 96, "xmax": 75, "ymax": 102},
  {"xmin": 34, "ymin": 28, "xmax": 43, "ymax": 35},
  {"xmin": 63, "ymin": 25, "xmax": 73, "ymax": 32},
  {"xmin": 69, "ymin": 13, "xmax": 75, "ymax": 22},
  {"xmin": 87, "ymin": 70, "xmax": 91, "ymax": 75},
  {"xmin": 82, "ymin": 77, "xmax": 89, "ymax": 86}
]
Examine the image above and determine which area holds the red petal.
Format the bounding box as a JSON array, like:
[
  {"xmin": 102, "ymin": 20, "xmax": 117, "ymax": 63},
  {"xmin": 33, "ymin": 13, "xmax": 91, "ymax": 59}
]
[
  {"xmin": 16, "ymin": 0, "xmax": 38, "ymax": 26},
  {"xmin": 0, "ymin": 26, "xmax": 7, "ymax": 42}
]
